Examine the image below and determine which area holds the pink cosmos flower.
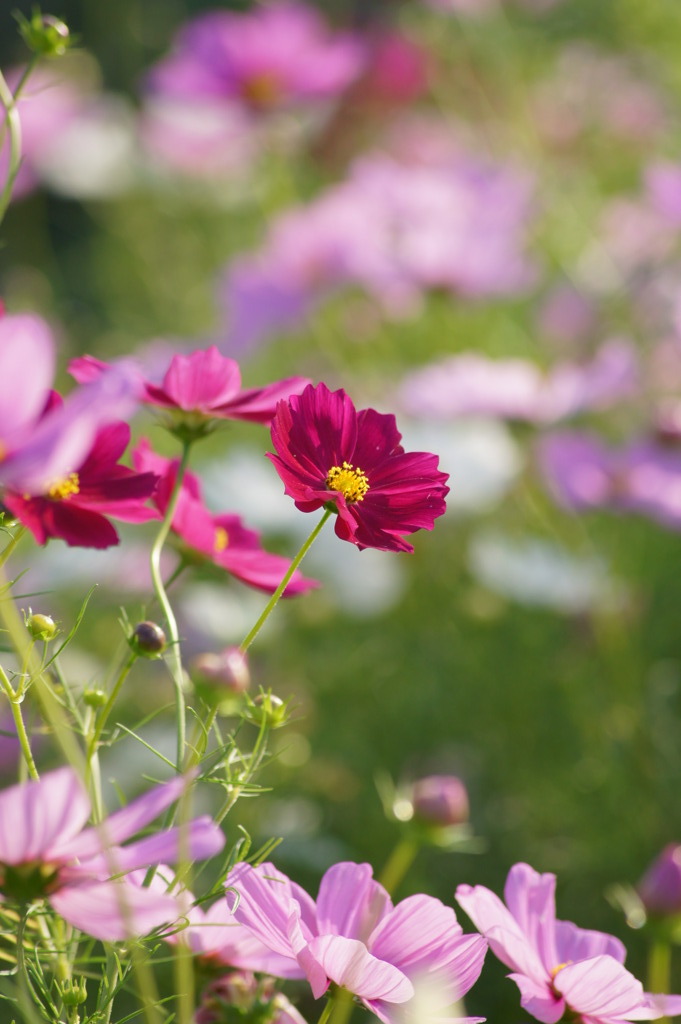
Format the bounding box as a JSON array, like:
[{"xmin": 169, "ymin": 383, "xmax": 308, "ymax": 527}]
[
  {"xmin": 267, "ymin": 383, "xmax": 449, "ymax": 553},
  {"xmin": 0, "ymin": 767, "xmax": 224, "ymax": 942},
  {"xmin": 145, "ymin": 2, "xmax": 365, "ymax": 113},
  {"xmin": 133, "ymin": 440, "xmax": 316, "ymax": 595},
  {"xmin": 456, "ymin": 862, "xmax": 681, "ymax": 1024},
  {"xmin": 4, "ymin": 418, "xmax": 157, "ymax": 548},
  {"xmin": 0, "ymin": 313, "xmax": 139, "ymax": 495},
  {"xmin": 226, "ymin": 859, "xmax": 487, "ymax": 1024},
  {"xmin": 538, "ymin": 432, "xmax": 681, "ymax": 530},
  {"xmin": 638, "ymin": 846, "xmax": 681, "ymax": 917},
  {"xmin": 70, "ymin": 346, "xmax": 309, "ymax": 429}
]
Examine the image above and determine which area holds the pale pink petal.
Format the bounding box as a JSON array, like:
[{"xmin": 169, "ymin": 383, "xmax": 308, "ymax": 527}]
[
  {"xmin": 0, "ymin": 767, "xmax": 90, "ymax": 864},
  {"xmin": 226, "ymin": 862, "xmax": 309, "ymax": 961},
  {"xmin": 317, "ymin": 862, "xmax": 391, "ymax": 939},
  {"xmin": 369, "ymin": 895, "xmax": 462, "ymax": 972},
  {"xmin": 0, "ymin": 314, "xmax": 55, "ymax": 443},
  {"xmin": 308, "ymin": 934, "xmax": 413, "ymax": 1002},
  {"xmin": 51, "ymin": 879, "xmax": 181, "ymax": 941},
  {"xmin": 554, "ymin": 919, "xmax": 626, "ymax": 965},
  {"xmin": 509, "ymin": 971, "xmax": 565, "ymax": 1023},
  {"xmin": 456, "ymin": 883, "xmax": 547, "ymax": 983},
  {"xmin": 503, "ymin": 863, "xmax": 559, "ymax": 971},
  {"xmin": 552, "ymin": 956, "xmax": 650, "ymax": 1020},
  {"xmin": 83, "ymin": 817, "xmax": 225, "ymax": 874}
]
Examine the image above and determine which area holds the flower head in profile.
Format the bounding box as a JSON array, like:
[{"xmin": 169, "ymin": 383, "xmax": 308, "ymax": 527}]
[
  {"xmin": 134, "ymin": 440, "xmax": 317, "ymax": 595},
  {"xmin": 225, "ymin": 859, "xmax": 487, "ymax": 1024},
  {"xmin": 456, "ymin": 862, "xmax": 681, "ymax": 1024},
  {"xmin": 0, "ymin": 768, "xmax": 224, "ymax": 942},
  {"xmin": 267, "ymin": 383, "xmax": 449, "ymax": 552}
]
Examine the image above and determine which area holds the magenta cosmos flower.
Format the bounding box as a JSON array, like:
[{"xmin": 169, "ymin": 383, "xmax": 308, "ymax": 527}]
[
  {"xmin": 4, "ymin": 417, "xmax": 157, "ymax": 548},
  {"xmin": 0, "ymin": 767, "xmax": 224, "ymax": 942},
  {"xmin": 226, "ymin": 860, "xmax": 487, "ymax": 1024},
  {"xmin": 70, "ymin": 346, "xmax": 309, "ymax": 431},
  {"xmin": 267, "ymin": 383, "xmax": 449, "ymax": 552},
  {"xmin": 0, "ymin": 313, "xmax": 139, "ymax": 495},
  {"xmin": 134, "ymin": 440, "xmax": 316, "ymax": 595},
  {"xmin": 456, "ymin": 862, "xmax": 681, "ymax": 1024}
]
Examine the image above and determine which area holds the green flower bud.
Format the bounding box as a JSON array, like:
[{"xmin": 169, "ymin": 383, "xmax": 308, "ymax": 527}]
[
  {"xmin": 26, "ymin": 612, "xmax": 57, "ymax": 641},
  {"xmin": 59, "ymin": 977, "xmax": 87, "ymax": 1007},
  {"xmin": 243, "ymin": 690, "xmax": 291, "ymax": 730},
  {"xmin": 16, "ymin": 10, "xmax": 71, "ymax": 57},
  {"xmin": 83, "ymin": 687, "xmax": 107, "ymax": 709},
  {"xmin": 129, "ymin": 621, "xmax": 167, "ymax": 658}
]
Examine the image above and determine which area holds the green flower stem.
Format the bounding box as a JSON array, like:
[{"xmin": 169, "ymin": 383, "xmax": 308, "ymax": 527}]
[
  {"xmin": 214, "ymin": 714, "xmax": 269, "ymax": 826},
  {"xmin": 0, "ymin": 666, "xmax": 38, "ymax": 780},
  {"xmin": 318, "ymin": 988, "xmax": 355, "ymax": 1024},
  {"xmin": 149, "ymin": 440, "xmax": 193, "ymax": 771},
  {"xmin": 0, "ymin": 58, "xmax": 38, "ymax": 228},
  {"xmin": 240, "ymin": 508, "xmax": 332, "ymax": 652},
  {"xmin": 378, "ymin": 837, "xmax": 420, "ymax": 895},
  {"xmin": 0, "ymin": 525, "xmax": 26, "ymax": 572},
  {"xmin": 648, "ymin": 939, "xmax": 671, "ymax": 1024},
  {"xmin": 316, "ymin": 997, "xmax": 335, "ymax": 1024},
  {"xmin": 88, "ymin": 651, "xmax": 137, "ymax": 756}
]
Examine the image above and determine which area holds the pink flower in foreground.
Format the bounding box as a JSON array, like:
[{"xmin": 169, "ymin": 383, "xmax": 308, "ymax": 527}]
[
  {"xmin": 4, "ymin": 418, "xmax": 157, "ymax": 548},
  {"xmin": 268, "ymin": 383, "xmax": 449, "ymax": 552},
  {"xmin": 456, "ymin": 862, "xmax": 681, "ymax": 1024},
  {"xmin": 70, "ymin": 346, "xmax": 309, "ymax": 430},
  {"xmin": 134, "ymin": 440, "xmax": 317, "ymax": 595},
  {"xmin": 0, "ymin": 314, "xmax": 139, "ymax": 495},
  {"xmin": 226, "ymin": 860, "xmax": 487, "ymax": 1024},
  {"xmin": 0, "ymin": 768, "xmax": 224, "ymax": 942}
]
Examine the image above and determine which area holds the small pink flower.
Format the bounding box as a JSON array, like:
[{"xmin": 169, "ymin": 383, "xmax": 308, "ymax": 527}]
[
  {"xmin": 4, "ymin": 418, "xmax": 157, "ymax": 548},
  {"xmin": 267, "ymin": 382, "xmax": 449, "ymax": 552},
  {"xmin": 456, "ymin": 862, "xmax": 681, "ymax": 1024},
  {"xmin": 0, "ymin": 768, "xmax": 224, "ymax": 942},
  {"xmin": 226, "ymin": 859, "xmax": 487, "ymax": 1024},
  {"xmin": 133, "ymin": 440, "xmax": 317, "ymax": 595},
  {"xmin": 70, "ymin": 346, "xmax": 309, "ymax": 429},
  {"xmin": 638, "ymin": 845, "xmax": 681, "ymax": 917}
]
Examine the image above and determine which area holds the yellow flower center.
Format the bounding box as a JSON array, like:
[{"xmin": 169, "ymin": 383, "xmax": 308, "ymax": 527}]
[
  {"xmin": 326, "ymin": 461, "xmax": 370, "ymax": 504},
  {"xmin": 241, "ymin": 72, "xmax": 281, "ymax": 108},
  {"xmin": 48, "ymin": 473, "xmax": 80, "ymax": 501},
  {"xmin": 214, "ymin": 526, "xmax": 229, "ymax": 552},
  {"xmin": 550, "ymin": 962, "xmax": 571, "ymax": 980},
  {"xmin": 0, "ymin": 440, "xmax": 6, "ymax": 463}
]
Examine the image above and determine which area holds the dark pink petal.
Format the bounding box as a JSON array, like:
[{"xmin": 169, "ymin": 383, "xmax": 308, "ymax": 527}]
[
  {"xmin": 0, "ymin": 768, "xmax": 90, "ymax": 865},
  {"xmin": 68, "ymin": 354, "xmax": 114, "ymax": 384},
  {"xmin": 509, "ymin": 971, "xmax": 565, "ymax": 1024},
  {"xmin": 0, "ymin": 314, "xmax": 55, "ymax": 444},
  {"xmin": 50, "ymin": 878, "xmax": 181, "ymax": 941},
  {"xmin": 221, "ymin": 375, "xmax": 311, "ymax": 423},
  {"xmin": 22, "ymin": 500, "xmax": 121, "ymax": 549},
  {"xmin": 353, "ymin": 408, "xmax": 405, "ymax": 471},
  {"xmin": 160, "ymin": 346, "xmax": 242, "ymax": 412},
  {"xmin": 307, "ymin": 934, "xmax": 413, "ymax": 1002},
  {"xmin": 218, "ymin": 547, "xmax": 318, "ymax": 595},
  {"xmin": 78, "ymin": 422, "xmax": 131, "ymax": 475},
  {"xmin": 316, "ymin": 862, "xmax": 391, "ymax": 940}
]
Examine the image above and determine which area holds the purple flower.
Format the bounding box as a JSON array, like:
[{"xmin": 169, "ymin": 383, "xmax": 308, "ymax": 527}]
[
  {"xmin": 226, "ymin": 859, "xmax": 487, "ymax": 1024},
  {"xmin": 268, "ymin": 382, "xmax": 449, "ymax": 553},
  {"xmin": 456, "ymin": 862, "xmax": 681, "ymax": 1024},
  {"xmin": 411, "ymin": 775, "xmax": 470, "ymax": 827},
  {"xmin": 539, "ymin": 431, "xmax": 681, "ymax": 529},
  {"xmin": 0, "ymin": 313, "xmax": 139, "ymax": 495},
  {"xmin": 0, "ymin": 768, "xmax": 224, "ymax": 942},
  {"xmin": 145, "ymin": 2, "xmax": 365, "ymax": 112},
  {"xmin": 637, "ymin": 846, "xmax": 681, "ymax": 917}
]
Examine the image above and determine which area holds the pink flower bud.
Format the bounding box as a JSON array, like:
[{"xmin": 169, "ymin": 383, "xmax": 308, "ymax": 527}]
[
  {"xmin": 411, "ymin": 775, "xmax": 470, "ymax": 827},
  {"xmin": 191, "ymin": 647, "xmax": 250, "ymax": 695},
  {"xmin": 638, "ymin": 845, "xmax": 681, "ymax": 916}
]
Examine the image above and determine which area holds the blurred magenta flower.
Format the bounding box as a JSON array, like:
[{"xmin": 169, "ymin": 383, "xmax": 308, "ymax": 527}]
[
  {"xmin": 411, "ymin": 775, "xmax": 470, "ymax": 827},
  {"xmin": 0, "ymin": 767, "xmax": 224, "ymax": 942},
  {"xmin": 4, "ymin": 419, "xmax": 157, "ymax": 548},
  {"xmin": 70, "ymin": 346, "xmax": 309, "ymax": 428},
  {"xmin": 220, "ymin": 146, "xmax": 535, "ymax": 352},
  {"xmin": 268, "ymin": 382, "xmax": 449, "ymax": 553},
  {"xmin": 400, "ymin": 341, "xmax": 638, "ymax": 425},
  {"xmin": 457, "ymin": 863, "xmax": 681, "ymax": 1024},
  {"xmin": 134, "ymin": 439, "xmax": 317, "ymax": 595},
  {"xmin": 146, "ymin": 2, "xmax": 365, "ymax": 113},
  {"xmin": 0, "ymin": 313, "xmax": 139, "ymax": 496},
  {"xmin": 638, "ymin": 845, "xmax": 681, "ymax": 917},
  {"xmin": 226, "ymin": 859, "xmax": 487, "ymax": 1024},
  {"xmin": 539, "ymin": 432, "xmax": 681, "ymax": 529}
]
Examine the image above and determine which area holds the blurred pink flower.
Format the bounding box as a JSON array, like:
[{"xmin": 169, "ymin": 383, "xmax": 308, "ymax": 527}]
[
  {"xmin": 0, "ymin": 768, "xmax": 224, "ymax": 942},
  {"xmin": 638, "ymin": 845, "xmax": 681, "ymax": 917},
  {"xmin": 226, "ymin": 859, "xmax": 487, "ymax": 1024},
  {"xmin": 539, "ymin": 431, "xmax": 681, "ymax": 529},
  {"xmin": 4, "ymin": 419, "xmax": 157, "ymax": 548},
  {"xmin": 411, "ymin": 775, "xmax": 470, "ymax": 827},
  {"xmin": 195, "ymin": 971, "xmax": 308, "ymax": 1024},
  {"xmin": 146, "ymin": 2, "xmax": 365, "ymax": 113},
  {"xmin": 457, "ymin": 863, "xmax": 681, "ymax": 1024},
  {"xmin": 133, "ymin": 439, "xmax": 317, "ymax": 595},
  {"xmin": 268, "ymin": 383, "xmax": 449, "ymax": 553}
]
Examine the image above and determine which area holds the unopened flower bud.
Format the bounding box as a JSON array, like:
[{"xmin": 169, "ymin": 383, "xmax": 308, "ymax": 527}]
[
  {"xmin": 129, "ymin": 621, "xmax": 166, "ymax": 658},
  {"xmin": 411, "ymin": 775, "xmax": 470, "ymax": 827},
  {"xmin": 16, "ymin": 11, "xmax": 71, "ymax": 57},
  {"xmin": 59, "ymin": 977, "xmax": 87, "ymax": 1007},
  {"xmin": 638, "ymin": 845, "xmax": 681, "ymax": 917},
  {"xmin": 26, "ymin": 612, "xmax": 57, "ymax": 641},
  {"xmin": 191, "ymin": 647, "xmax": 250, "ymax": 696},
  {"xmin": 83, "ymin": 687, "xmax": 107, "ymax": 709},
  {"xmin": 243, "ymin": 691, "xmax": 290, "ymax": 730}
]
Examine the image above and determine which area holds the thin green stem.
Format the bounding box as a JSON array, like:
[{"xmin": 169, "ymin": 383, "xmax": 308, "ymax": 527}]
[
  {"xmin": 149, "ymin": 441, "xmax": 193, "ymax": 771},
  {"xmin": 316, "ymin": 997, "xmax": 335, "ymax": 1024},
  {"xmin": 0, "ymin": 525, "xmax": 26, "ymax": 572},
  {"xmin": 240, "ymin": 509, "xmax": 332, "ymax": 652},
  {"xmin": 214, "ymin": 714, "xmax": 269, "ymax": 826},
  {"xmin": 9, "ymin": 696, "xmax": 39, "ymax": 782},
  {"xmin": 378, "ymin": 837, "xmax": 419, "ymax": 896},
  {"xmin": 88, "ymin": 651, "xmax": 137, "ymax": 756},
  {"xmin": 648, "ymin": 939, "xmax": 671, "ymax": 1024},
  {"xmin": 0, "ymin": 58, "xmax": 38, "ymax": 227}
]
